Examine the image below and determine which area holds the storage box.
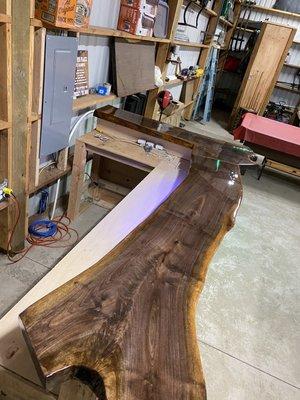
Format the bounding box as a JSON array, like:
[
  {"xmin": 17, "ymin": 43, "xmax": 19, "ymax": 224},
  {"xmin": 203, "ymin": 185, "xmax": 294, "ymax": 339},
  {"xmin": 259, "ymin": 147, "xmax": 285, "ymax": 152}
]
[
  {"xmin": 118, "ymin": 0, "xmax": 158, "ymax": 37},
  {"xmin": 75, "ymin": 0, "xmax": 93, "ymax": 28},
  {"xmin": 35, "ymin": 0, "xmax": 92, "ymax": 29},
  {"xmin": 120, "ymin": 0, "xmax": 158, "ymax": 17}
]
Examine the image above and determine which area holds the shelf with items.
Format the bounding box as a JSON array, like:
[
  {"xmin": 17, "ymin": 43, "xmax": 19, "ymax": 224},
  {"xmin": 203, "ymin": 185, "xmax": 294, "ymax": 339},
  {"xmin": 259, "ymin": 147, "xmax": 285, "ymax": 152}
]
[
  {"xmin": 219, "ymin": 16, "xmax": 234, "ymax": 28},
  {"xmin": 73, "ymin": 93, "xmax": 118, "ymax": 112},
  {"xmin": 275, "ymin": 82, "xmax": 300, "ymax": 94},
  {"xmin": 249, "ymin": 4, "xmax": 300, "ymax": 20},
  {"xmin": 30, "ymin": 18, "xmax": 171, "ymax": 44},
  {"xmin": 29, "ymin": 163, "xmax": 72, "ymax": 195},
  {"xmin": 283, "ymin": 63, "xmax": 300, "ymax": 70},
  {"xmin": 144, "ymin": 0, "xmax": 230, "ymax": 122},
  {"xmin": 172, "ymin": 40, "xmax": 210, "ymax": 48},
  {"xmin": 204, "ymin": 7, "xmax": 218, "ymax": 17},
  {"xmin": 164, "ymin": 76, "xmax": 197, "ymax": 88}
]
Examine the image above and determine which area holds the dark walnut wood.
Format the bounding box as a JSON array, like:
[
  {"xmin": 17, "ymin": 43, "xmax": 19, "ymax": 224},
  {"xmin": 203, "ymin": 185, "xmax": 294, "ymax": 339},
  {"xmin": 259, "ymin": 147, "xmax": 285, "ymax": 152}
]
[{"xmin": 20, "ymin": 107, "xmax": 254, "ymax": 399}]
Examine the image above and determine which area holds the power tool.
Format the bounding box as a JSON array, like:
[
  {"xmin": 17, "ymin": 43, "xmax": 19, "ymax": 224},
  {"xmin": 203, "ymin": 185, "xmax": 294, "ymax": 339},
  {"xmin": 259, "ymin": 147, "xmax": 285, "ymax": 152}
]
[
  {"xmin": 0, "ymin": 180, "xmax": 13, "ymax": 202},
  {"xmin": 157, "ymin": 90, "xmax": 173, "ymax": 121}
]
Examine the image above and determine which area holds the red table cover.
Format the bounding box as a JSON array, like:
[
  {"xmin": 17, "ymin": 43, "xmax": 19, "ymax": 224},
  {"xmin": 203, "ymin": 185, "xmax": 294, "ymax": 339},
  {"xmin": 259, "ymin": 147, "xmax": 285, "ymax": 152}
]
[{"xmin": 234, "ymin": 113, "xmax": 300, "ymax": 158}]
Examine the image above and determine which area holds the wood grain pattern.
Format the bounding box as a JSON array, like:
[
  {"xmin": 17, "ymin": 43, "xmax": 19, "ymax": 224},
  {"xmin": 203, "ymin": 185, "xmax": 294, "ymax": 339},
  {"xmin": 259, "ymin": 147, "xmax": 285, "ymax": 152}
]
[
  {"xmin": 20, "ymin": 108, "xmax": 254, "ymax": 399},
  {"xmin": 230, "ymin": 22, "xmax": 296, "ymax": 123}
]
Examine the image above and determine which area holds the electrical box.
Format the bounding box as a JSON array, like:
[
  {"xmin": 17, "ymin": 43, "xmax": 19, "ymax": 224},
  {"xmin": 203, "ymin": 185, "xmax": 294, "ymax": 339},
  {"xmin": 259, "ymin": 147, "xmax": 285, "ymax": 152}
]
[{"xmin": 40, "ymin": 35, "xmax": 78, "ymax": 157}]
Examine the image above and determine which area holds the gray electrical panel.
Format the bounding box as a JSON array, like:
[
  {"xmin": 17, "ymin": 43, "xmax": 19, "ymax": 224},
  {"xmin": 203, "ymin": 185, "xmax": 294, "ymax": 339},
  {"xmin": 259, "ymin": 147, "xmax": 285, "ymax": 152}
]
[{"xmin": 40, "ymin": 35, "xmax": 78, "ymax": 157}]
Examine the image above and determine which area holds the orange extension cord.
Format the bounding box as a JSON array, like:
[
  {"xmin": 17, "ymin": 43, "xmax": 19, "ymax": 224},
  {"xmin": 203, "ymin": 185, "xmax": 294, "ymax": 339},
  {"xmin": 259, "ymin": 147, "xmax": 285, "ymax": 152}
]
[{"xmin": 7, "ymin": 194, "xmax": 79, "ymax": 263}]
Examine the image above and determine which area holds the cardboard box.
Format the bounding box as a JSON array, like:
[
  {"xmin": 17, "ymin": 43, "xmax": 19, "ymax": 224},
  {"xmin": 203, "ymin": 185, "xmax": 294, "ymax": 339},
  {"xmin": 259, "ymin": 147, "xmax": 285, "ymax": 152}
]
[
  {"xmin": 35, "ymin": 0, "xmax": 92, "ymax": 29},
  {"xmin": 75, "ymin": 0, "xmax": 93, "ymax": 28},
  {"xmin": 121, "ymin": 0, "xmax": 158, "ymax": 17},
  {"xmin": 118, "ymin": 1, "xmax": 158, "ymax": 36}
]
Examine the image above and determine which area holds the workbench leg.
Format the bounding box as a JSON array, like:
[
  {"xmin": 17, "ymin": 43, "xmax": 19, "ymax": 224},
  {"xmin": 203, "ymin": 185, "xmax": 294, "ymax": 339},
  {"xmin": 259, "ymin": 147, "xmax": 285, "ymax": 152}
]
[
  {"xmin": 91, "ymin": 154, "xmax": 102, "ymax": 184},
  {"xmin": 67, "ymin": 141, "xmax": 86, "ymax": 221},
  {"xmin": 58, "ymin": 380, "xmax": 97, "ymax": 400},
  {"xmin": 257, "ymin": 157, "xmax": 267, "ymax": 180}
]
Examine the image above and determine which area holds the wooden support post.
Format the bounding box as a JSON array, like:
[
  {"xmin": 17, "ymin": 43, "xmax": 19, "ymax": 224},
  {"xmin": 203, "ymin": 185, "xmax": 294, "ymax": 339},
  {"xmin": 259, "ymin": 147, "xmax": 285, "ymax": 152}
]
[
  {"xmin": 144, "ymin": 0, "xmax": 184, "ymax": 119},
  {"xmin": 185, "ymin": 0, "xmax": 228, "ymax": 121},
  {"xmin": 11, "ymin": 0, "xmax": 32, "ymax": 249},
  {"xmin": 28, "ymin": 120, "xmax": 41, "ymax": 189},
  {"xmin": 67, "ymin": 140, "xmax": 87, "ymax": 220},
  {"xmin": 223, "ymin": 1, "xmax": 242, "ymax": 50},
  {"xmin": 144, "ymin": 43, "xmax": 170, "ymax": 119},
  {"xmin": 167, "ymin": 0, "xmax": 184, "ymax": 39},
  {"xmin": 91, "ymin": 154, "xmax": 102, "ymax": 183},
  {"xmin": 0, "ymin": 0, "xmax": 12, "ymax": 250},
  {"xmin": 27, "ymin": 27, "xmax": 45, "ymax": 190}
]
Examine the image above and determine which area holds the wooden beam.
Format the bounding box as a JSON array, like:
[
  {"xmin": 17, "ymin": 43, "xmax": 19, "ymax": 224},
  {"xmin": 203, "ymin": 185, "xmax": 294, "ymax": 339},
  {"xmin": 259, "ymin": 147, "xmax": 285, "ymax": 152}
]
[
  {"xmin": 28, "ymin": 120, "xmax": 41, "ymax": 189},
  {"xmin": 0, "ymin": 0, "xmax": 10, "ymax": 15},
  {"xmin": 31, "ymin": 27, "xmax": 45, "ymax": 115},
  {"xmin": 0, "ymin": 0, "xmax": 12, "ymax": 251},
  {"xmin": 67, "ymin": 140, "xmax": 87, "ymax": 220},
  {"xmin": 0, "ymin": 22, "xmax": 11, "ymax": 122},
  {"xmin": 11, "ymin": 0, "xmax": 32, "ymax": 249},
  {"xmin": 167, "ymin": 0, "xmax": 184, "ymax": 40},
  {"xmin": 144, "ymin": 42, "xmax": 169, "ymax": 119},
  {"xmin": 223, "ymin": 1, "xmax": 242, "ymax": 50},
  {"xmin": 250, "ymin": 4, "xmax": 300, "ymax": 20},
  {"xmin": 73, "ymin": 93, "xmax": 117, "ymax": 112},
  {"xmin": 171, "ymin": 40, "xmax": 209, "ymax": 48},
  {"xmin": 30, "ymin": 18, "xmax": 171, "ymax": 43},
  {"xmin": 0, "ymin": 12, "xmax": 10, "ymax": 23},
  {"xmin": 29, "ymin": 165, "xmax": 72, "ymax": 195},
  {"xmin": 266, "ymin": 159, "xmax": 300, "ymax": 178}
]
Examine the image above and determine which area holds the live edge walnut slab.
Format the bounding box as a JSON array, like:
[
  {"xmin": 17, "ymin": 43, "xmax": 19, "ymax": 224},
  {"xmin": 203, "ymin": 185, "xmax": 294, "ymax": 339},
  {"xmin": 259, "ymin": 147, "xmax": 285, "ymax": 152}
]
[{"xmin": 20, "ymin": 107, "xmax": 254, "ymax": 399}]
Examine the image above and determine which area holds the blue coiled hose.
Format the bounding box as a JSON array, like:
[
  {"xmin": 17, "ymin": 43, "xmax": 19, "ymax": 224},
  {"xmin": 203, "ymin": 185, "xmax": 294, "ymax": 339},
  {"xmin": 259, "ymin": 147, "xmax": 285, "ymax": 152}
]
[{"xmin": 28, "ymin": 220, "xmax": 57, "ymax": 238}]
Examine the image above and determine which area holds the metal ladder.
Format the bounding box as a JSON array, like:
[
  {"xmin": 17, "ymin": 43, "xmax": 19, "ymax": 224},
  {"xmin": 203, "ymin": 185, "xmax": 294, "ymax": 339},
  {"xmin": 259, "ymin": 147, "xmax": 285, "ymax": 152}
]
[{"xmin": 192, "ymin": 45, "xmax": 220, "ymax": 124}]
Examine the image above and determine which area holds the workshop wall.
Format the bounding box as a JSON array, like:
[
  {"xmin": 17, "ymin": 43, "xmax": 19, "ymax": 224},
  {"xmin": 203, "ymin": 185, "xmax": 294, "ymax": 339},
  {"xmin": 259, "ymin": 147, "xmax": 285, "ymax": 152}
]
[
  {"xmin": 166, "ymin": 0, "xmax": 212, "ymax": 102},
  {"xmin": 216, "ymin": 0, "xmax": 300, "ymax": 109},
  {"xmin": 90, "ymin": 0, "xmax": 120, "ymax": 28}
]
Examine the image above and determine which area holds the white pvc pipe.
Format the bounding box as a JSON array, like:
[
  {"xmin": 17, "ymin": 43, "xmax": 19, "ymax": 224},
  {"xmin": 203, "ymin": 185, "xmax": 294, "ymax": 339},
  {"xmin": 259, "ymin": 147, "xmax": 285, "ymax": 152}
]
[
  {"xmin": 50, "ymin": 178, "xmax": 61, "ymax": 220},
  {"xmin": 68, "ymin": 109, "xmax": 95, "ymax": 145}
]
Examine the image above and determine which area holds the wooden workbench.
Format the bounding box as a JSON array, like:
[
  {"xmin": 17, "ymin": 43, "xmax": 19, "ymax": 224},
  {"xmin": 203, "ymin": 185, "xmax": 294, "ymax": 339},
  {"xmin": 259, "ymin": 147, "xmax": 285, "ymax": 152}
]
[{"xmin": 0, "ymin": 107, "xmax": 254, "ymax": 399}]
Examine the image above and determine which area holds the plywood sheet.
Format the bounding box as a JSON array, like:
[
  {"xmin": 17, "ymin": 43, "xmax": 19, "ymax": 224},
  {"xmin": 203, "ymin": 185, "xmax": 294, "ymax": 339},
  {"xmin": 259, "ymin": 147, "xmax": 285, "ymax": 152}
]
[{"xmin": 113, "ymin": 38, "xmax": 156, "ymax": 97}]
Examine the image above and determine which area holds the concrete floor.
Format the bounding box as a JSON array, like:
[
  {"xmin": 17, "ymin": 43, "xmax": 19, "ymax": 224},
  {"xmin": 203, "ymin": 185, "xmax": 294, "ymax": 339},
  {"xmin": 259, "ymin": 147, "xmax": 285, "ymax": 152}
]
[{"xmin": 0, "ymin": 112, "xmax": 299, "ymax": 399}]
